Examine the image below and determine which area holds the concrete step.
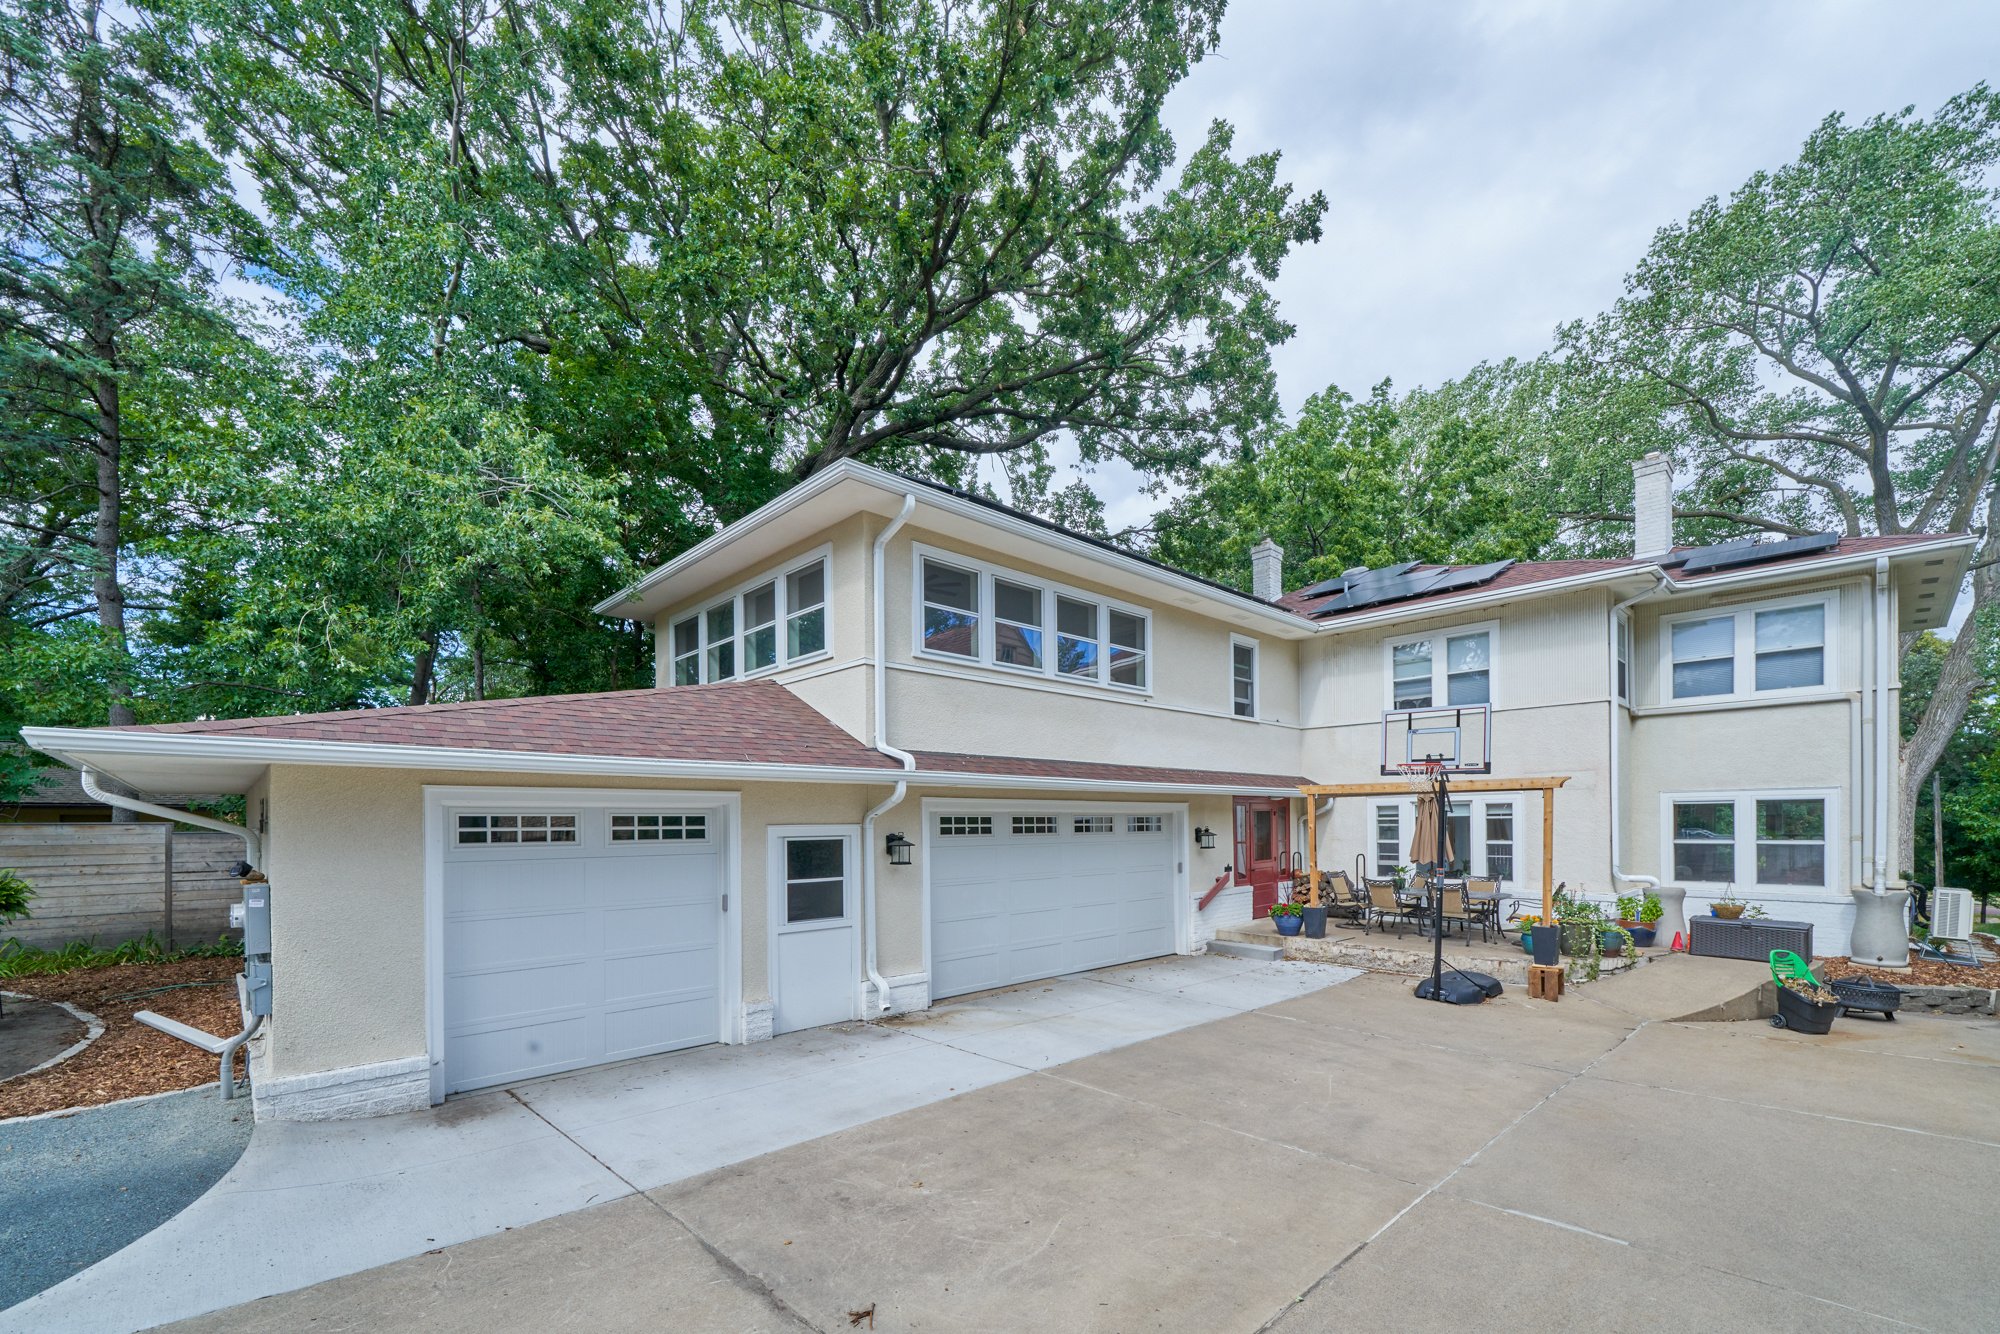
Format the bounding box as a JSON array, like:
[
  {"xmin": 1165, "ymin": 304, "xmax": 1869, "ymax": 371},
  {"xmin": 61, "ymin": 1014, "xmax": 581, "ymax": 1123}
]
[{"xmin": 1205, "ymin": 937, "xmax": 1282, "ymax": 962}]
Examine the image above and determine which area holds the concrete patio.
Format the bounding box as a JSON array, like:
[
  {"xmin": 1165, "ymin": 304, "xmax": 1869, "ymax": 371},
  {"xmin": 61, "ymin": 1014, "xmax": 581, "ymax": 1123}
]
[{"xmin": 156, "ymin": 955, "xmax": 1999, "ymax": 1334}]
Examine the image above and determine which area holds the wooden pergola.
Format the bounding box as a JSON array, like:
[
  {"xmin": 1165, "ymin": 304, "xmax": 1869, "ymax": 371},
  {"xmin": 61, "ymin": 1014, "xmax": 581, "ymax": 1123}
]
[{"xmin": 1298, "ymin": 776, "xmax": 1573, "ymax": 922}]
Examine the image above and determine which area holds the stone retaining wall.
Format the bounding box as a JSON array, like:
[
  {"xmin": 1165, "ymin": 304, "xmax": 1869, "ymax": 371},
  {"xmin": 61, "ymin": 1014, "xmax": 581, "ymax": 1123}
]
[{"xmin": 1888, "ymin": 985, "xmax": 1997, "ymax": 1017}]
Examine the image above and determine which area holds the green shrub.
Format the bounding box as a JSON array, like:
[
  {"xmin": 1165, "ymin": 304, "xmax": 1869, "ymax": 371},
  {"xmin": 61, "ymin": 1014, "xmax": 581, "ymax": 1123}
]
[
  {"xmin": 0, "ymin": 869, "xmax": 33, "ymax": 925},
  {"xmin": 0, "ymin": 932, "xmax": 242, "ymax": 978}
]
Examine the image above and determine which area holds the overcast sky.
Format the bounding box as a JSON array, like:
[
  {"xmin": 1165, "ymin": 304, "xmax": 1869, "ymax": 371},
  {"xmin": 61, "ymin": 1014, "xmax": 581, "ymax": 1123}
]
[{"xmin": 1028, "ymin": 0, "xmax": 2000, "ymax": 532}]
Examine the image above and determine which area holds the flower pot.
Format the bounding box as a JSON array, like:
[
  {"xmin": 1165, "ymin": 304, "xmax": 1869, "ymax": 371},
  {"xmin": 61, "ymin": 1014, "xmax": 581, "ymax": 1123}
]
[
  {"xmin": 1301, "ymin": 905, "xmax": 1328, "ymax": 938},
  {"xmin": 1628, "ymin": 926, "xmax": 1657, "ymax": 948},
  {"xmin": 1711, "ymin": 903, "xmax": 1746, "ymax": 920},
  {"xmin": 1772, "ymin": 985, "xmax": 1838, "ymax": 1035},
  {"xmin": 1519, "ymin": 933, "xmax": 1536, "ymax": 954},
  {"xmin": 1273, "ymin": 913, "xmax": 1303, "ymax": 937},
  {"xmin": 1598, "ymin": 929, "xmax": 1625, "ymax": 956},
  {"xmin": 1530, "ymin": 923, "xmax": 1560, "ymax": 966}
]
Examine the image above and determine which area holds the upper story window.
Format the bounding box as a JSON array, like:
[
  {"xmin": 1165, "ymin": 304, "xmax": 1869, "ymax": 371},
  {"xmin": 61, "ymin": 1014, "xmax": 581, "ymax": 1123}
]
[
  {"xmin": 1385, "ymin": 623, "xmax": 1494, "ymax": 710},
  {"xmin": 668, "ymin": 548, "xmax": 833, "ymax": 686},
  {"xmin": 1231, "ymin": 637, "xmax": 1258, "ymax": 718},
  {"xmin": 1666, "ymin": 596, "xmax": 1828, "ymax": 703},
  {"xmin": 1615, "ymin": 614, "xmax": 1631, "ymax": 703},
  {"xmin": 915, "ymin": 544, "xmax": 1150, "ymax": 693}
]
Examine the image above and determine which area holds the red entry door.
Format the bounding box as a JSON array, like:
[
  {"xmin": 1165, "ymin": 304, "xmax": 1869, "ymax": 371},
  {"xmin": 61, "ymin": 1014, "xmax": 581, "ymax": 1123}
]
[{"xmin": 1234, "ymin": 797, "xmax": 1292, "ymax": 916}]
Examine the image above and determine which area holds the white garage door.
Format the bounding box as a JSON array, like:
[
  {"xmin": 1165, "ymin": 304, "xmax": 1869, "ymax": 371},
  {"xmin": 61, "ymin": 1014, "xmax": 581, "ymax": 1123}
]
[
  {"xmin": 929, "ymin": 808, "xmax": 1180, "ymax": 999},
  {"xmin": 442, "ymin": 804, "xmax": 723, "ymax": 1094}
]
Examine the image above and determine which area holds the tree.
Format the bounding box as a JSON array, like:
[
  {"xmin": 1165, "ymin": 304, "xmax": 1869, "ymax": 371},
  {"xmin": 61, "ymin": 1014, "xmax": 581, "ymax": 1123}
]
[
  {"xmin": 1901, "ymin": 626, "xmax": 2000, "ymax": 906},
  {"xmin": 1561, "ymin": 86, "xmax": 2000, "ymax": 872},
  {"xmin": 0, "ymin": 0, "xmax": 259, "ymax": 735},
  {"xmin": 1149, "ymin": 379, "xmax": 1554, "ymax": 589}
]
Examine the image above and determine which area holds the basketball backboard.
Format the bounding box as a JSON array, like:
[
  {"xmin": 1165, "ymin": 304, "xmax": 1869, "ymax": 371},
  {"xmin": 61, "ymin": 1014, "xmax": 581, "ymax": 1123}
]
[{"xmin": 1380, "ymin": 705, "xmax": 1492, "ymax": 776}]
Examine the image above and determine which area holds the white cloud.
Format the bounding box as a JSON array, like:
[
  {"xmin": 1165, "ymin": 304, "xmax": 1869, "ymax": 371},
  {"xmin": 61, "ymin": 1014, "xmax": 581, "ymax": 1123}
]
[{"xmin": 1053, "ymin": 0, "xmax": 2000, "ymax": 531}]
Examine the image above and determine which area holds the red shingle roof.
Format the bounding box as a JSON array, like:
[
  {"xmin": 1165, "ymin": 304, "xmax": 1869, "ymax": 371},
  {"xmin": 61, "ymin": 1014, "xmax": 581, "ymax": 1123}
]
[
  {"xmin": 1278, "ymin": 534, "xmax": 1959, "ymax": 622},
  {"xmin": 127, "ymin": 682, "xmax": 904, "ymax": 771}
]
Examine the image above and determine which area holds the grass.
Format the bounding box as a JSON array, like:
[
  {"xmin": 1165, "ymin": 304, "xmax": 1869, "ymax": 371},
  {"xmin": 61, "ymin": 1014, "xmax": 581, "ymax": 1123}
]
[{"xmin": 0, "ymin": 932, "xmax": 242, "ymax": 979}]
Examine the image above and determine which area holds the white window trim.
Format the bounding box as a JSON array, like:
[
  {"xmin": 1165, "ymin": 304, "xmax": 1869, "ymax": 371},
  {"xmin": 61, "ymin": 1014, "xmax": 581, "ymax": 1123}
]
[
  {"xmin": 1614, "ymin": 611, "xmax": 1631, "ymax": 705},
  {"xmin": 1380, "ymin": 619, "xmax": 1500, "ymax": 712},
  {"xmin": 1229, "ymin": 634, "xmax": 1260, "ymax": 720},
  {"xmin": 1658, "ymin": 788, "xmax": 1840, "ymax": 894},
  {"xmin": 1659, "ymin": 593, "xmax": 1835, "ymax": 706},
  {"xmin": 910, "ymin": 541, "xmax": 1153, "ymax": 695},
  {"xmin": 1370, "ymin": 795, "xmax": 1519, "ymax": 884},
  {"xmin": 668, "ymin": 543, "xmax": 834, "ymax": 685}
]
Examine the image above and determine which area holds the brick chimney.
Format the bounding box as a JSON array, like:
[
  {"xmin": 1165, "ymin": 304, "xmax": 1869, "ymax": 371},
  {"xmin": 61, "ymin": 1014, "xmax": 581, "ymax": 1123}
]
[
  {"xmin": 1251, "ymin": 536, "xmax": 1284, "ymax": 601},
  {"xmin": 1631, "ymin": 453, "xmax": 1674, "ymax": 559}
]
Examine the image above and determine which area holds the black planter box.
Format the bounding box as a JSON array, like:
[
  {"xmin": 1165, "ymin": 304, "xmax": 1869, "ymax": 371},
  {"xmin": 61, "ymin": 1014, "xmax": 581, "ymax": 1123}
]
[{"xmin": 1689, "ymin": 915, "xmax": 1814, "ymax": 962}]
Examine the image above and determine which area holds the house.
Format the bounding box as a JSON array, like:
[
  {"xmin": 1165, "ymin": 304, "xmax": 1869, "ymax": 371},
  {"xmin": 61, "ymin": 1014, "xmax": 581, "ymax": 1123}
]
[{"xmin": 21, "ymin": 454, "xmax": 1971, "ymax": 1121}]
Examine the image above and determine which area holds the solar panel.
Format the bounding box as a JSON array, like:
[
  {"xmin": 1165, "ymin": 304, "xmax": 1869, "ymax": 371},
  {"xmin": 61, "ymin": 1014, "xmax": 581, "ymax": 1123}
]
[
  {"xmin": 1310, "ymin": 559, "xmax": 1514, "ymax": 616},
  {"xmin": 1657, "ymin": 536, "xmax": 1754, "ymax": 570},
  {"xmin": 1675, "ymin": 532, "xmax": 1840, "ymax": 575}
]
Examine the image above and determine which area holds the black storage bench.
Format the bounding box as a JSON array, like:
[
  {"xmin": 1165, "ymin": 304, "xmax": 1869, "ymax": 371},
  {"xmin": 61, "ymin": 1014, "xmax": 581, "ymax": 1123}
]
[{"xmin": 1689, "ymin": 916, "xmax": 1814, "ymax": 962}]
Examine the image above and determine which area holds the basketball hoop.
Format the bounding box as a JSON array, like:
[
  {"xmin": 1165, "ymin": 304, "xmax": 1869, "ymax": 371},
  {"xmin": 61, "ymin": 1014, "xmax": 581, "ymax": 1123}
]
[{"xmin": 1396, "ymin": 759, "xmax": 1444, "ymax": 796}]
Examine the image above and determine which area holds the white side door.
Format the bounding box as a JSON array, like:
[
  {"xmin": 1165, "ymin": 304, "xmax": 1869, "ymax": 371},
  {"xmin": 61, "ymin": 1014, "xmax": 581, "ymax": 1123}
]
[{"xmin": 769, "ymin": 827, "xmax": 860, "ymax": 1035}]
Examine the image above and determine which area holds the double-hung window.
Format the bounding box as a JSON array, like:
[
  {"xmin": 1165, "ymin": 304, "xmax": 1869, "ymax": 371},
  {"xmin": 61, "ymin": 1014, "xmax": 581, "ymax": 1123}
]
[
  {"xmin": 1667, "ymin": 793, "xmax": 1831, "ymax": 889},
  {"xmin": 1667, "ymin": 597, "xmax": 1830, "ymax": 702},
  {"xmin": 1387, "ymin": 624, "xmax": 1494, "ymax": 710},
  {"xmin": 993, "ymin": 578, "xmax": 1044, "ymax": 670},
  {"xmin": 1615, "ymin": 615, "xmax": 1631, "ymax": 703},
  {"xmin": 1373, "ymin": 805, "xmax": 1401, "ymax": 876},
  {"xmin": 665, "ymin": 550, "xmax": 833, "ymax": 685},
  {"xmin": 1484, "ymin": 803, "xmax": 1515, "ymax": 881},
  {"xmin": 1231, "ymin": 638, "xmax": 1258, "ymax": 718},
  {"xmin": 915, "ymin": 545, "xmax": 1150, "ymax": 693},
  {"xmin": 922, "ymin": 558, "xmax": 980, "ymax": 658}
]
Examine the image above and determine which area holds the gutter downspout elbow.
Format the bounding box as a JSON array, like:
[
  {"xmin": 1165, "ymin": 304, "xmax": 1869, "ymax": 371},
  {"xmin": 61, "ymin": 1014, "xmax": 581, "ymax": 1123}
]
[
  {"xmin": 1609, "ymin": 575, "xmax": 1664, "ymax": 892},
  {"xmin": 864, "ymin": 495, "xmax": 919, "ymax": 1012},
  {"xmin": 81, "ymin": 768, "xmax": 261, "ymax": 867}
]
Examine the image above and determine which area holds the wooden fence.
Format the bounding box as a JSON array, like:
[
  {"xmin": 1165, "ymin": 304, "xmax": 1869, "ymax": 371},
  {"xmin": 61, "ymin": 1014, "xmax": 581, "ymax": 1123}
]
[{"xmin": 0, "ymin": 824, "xmax": 246, "ymax": 949}]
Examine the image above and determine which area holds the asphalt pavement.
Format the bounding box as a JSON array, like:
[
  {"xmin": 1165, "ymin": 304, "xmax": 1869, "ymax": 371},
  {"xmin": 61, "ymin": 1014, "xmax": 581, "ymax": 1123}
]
[{"xmin": 0, "ymin": 1087, "xmax": 252, "ymax": 1312}]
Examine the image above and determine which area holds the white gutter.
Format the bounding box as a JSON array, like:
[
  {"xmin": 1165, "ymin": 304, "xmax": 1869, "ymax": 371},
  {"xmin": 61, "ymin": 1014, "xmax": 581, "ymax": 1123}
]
[
  {"xmin": 861, "ymin": 495, "xmax": 919, "ymax": 1012},
  {"xmin": 1607, "ymin": 574, "xmax": 1667, "ymax": 893},
  {"xmin": 1661, "ymin": 535, "xmax": 1974, "ymax": 596},
  {"xmin": 80, "ymin": 768, "xmax": 261, "ymax": 867},
  {"xmin": 1871, "ymin": 556, "xmax": 1892, "ymax": 893}
]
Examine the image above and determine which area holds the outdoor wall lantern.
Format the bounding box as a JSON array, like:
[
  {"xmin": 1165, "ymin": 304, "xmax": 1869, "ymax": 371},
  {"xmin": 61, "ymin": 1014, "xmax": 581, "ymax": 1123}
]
[
  {"xmin": 1193, "ymin": 826, "xmax": 1218, "ymax": 851},
  {"xmin": 885, "ymin": 832, "xmax": 914, "ymax": 866}
]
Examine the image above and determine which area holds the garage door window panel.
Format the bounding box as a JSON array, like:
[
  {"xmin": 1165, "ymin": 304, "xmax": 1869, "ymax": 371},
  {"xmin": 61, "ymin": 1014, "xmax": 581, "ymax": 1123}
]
[
  {"xmin": 456, "ymin": 813, "xmax": 578, "ymax": 846},
  {"xmin": 611, "ymin": 812, "xmax": 706, "ymax": 842}
]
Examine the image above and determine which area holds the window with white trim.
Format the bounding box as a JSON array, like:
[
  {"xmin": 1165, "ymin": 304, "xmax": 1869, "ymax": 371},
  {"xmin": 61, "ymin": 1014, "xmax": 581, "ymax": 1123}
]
[
  {"xmin": 1073, "ymin": 815, "xmax": 1114, "ymax": 834},
  {"xmin": 1231, "ymin": 638, "xmax": 1258, "ymax": 718},
  {"xmin": 611, "ymin": 813, "xmax": 707, "ymax": 842},
  {"xmin": 455, "ymin": 813, "xmax": 578, "ymax": 846},
  {"xmin": 1484, "ymin": 804, "xmax": 1515, "ymax": 881},
  {"xmin": 1614, "ymin": 615, "xmax": 1630, "ymax": 703},
  {"xmin": 1127, "ymin": 815, "xmax": 1163, "ymax": 833},
  {"xmin": 938, "ymin": 814, "xmax": 993, "ymax": 837},
  {"xmin": 914, "ymin": 545, "xmax": 1151, "ymax": 693},
  {"xmin": 1666, "ymin": 596, "xmax": 1830, "ymax": 702},
  {"xmin": 1667, "ymin": 793, "xmax": 1831, "ymax": 889},
  {"xmin": 1386, "ymin": 625, "xmax": 1493, "ymax": 710},
  {"xmin": 668, "ymin": 551, "xmax": 833, "ymax": 685},
  {"xmin": 1373, "ymin": 805, "xmax": 1400, "ymax": 876},
  {"xmin": 1012, "ymin": 815, "xmax": 1058, "ymax": 835}
]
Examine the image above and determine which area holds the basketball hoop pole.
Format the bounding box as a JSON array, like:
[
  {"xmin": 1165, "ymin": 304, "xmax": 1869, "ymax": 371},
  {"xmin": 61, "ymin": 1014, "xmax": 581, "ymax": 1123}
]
[{"xmin": 1428, "ymin": 765, "xmax": 1449, "ymax": 1001}]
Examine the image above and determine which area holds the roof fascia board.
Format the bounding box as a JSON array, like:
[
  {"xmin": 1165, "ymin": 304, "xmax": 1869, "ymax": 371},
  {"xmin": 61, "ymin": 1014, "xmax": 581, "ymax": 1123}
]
[{"xmin": 20, "ymin": 727, "xmax": 1301, "ymax": 799}]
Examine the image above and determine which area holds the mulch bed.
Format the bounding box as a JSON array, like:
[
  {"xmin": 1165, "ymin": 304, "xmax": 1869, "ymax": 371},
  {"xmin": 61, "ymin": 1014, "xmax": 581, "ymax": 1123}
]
[
  {"xmin": 0, "ymin": 958, "xmax": 247, "ymax": 1120},
  {"xmin": 1815, "ymin": 953, "xmax": 2000, "ymax": 989}
]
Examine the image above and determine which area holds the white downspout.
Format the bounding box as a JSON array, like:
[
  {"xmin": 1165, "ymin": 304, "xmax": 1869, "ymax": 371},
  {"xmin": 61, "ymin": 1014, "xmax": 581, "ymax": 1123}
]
[
  {"xmin": 81, "ymin": 768, "xmax": 261, "ymax": 867},
  {"xmin": 864, "ymin": 495, "xmax": 919, "ymax": 1011},
  {"xmin": 1609, "ymin": 575, "xmax": 1665, "ymax": 891},
  {"xmin": 1872, "ymin": 556, "xmax": 1891, "ymax": 893}
]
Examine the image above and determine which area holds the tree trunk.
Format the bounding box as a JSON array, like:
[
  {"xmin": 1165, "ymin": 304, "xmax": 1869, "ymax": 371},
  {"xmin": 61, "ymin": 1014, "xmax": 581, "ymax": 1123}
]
[{"xmin": 408, "ymin": 630, "xmax": 439, "ymax": 706}]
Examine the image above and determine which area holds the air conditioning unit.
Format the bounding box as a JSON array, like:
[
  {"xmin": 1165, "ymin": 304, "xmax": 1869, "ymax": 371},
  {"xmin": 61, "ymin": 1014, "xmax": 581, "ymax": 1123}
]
[{"xmin": 1931, "ymin": 887, "xmax": 1974, "ymax": 942}]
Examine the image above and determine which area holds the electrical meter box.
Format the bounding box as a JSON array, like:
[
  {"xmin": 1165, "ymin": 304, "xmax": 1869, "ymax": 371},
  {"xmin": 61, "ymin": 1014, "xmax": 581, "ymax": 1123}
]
[{"xmin": 241, "ymin": 883, "xmax": 272, "ymax": 958}]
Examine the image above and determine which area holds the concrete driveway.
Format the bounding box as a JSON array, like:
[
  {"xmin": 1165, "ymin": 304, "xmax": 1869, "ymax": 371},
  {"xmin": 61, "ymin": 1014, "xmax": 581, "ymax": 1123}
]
[
  {"xmin": 3, "ymin": 953, "xmax": 1357, "ymax": 1334},
  {"xmin": 156, "ymin": 960, "xmax": 2000, "ymax": 1334}
]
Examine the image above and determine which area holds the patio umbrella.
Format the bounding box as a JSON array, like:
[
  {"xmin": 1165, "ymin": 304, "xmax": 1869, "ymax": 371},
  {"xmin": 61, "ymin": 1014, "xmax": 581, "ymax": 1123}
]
[{"xmin": 1409, "ymin": 793, "xmax": 1455, "ymax": 868}]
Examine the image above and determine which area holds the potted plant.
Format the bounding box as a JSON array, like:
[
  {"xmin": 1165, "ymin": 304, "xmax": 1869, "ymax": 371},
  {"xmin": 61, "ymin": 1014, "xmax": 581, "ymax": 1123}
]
[
  {"xmin": 1615, "ymin": 894, "xmax": 1643, "ymax": 930},
  {"xmin": 1710, "ymin": 887, "xmax": 1748, "ymax": 919},
  {"xmin": 1269, "ymin": 900, "xmax": 1304, "ymax": 937},
  {"xmin": 1516, "ymin": 913, "xmax": 1541, "ymax": 954},
  {"xmin": 1633, "ymin": 891, "xmax": 1663, "ymax": 947}
]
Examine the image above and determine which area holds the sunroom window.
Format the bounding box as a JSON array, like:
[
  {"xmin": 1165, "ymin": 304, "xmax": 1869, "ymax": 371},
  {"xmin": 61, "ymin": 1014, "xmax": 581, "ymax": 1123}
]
[
  {"xmin": 994, "ymin": 578, "xmax": 1044, "ymax": 670},
  {"xmin": 743, "ymin": 581, "xmax": 778, "ymax": 673},
  {"xmin": 922, "ymin": 558, "xmax": 979, "ymax": 658},
  {"xmin": 1108, "ymin": 610, "xmax": 1147, "ymax": 688},
  {"xmin": 786, "ymin": 561, "xmax": 826, "ymax": 658},
  {"xmin": 665, "ymin": 552, "xmax": 832, "ymax": 684},
  {"xmin": 671, "ymin": 616, "xmax": 700, "ymax": 686},
  {"xmin": 1055, "ymin": 595, "xmax": 1099, "ymax": 678},
  {"xmin": 705, "ymin": 602, "xmax": 736, "ymax": 681}
]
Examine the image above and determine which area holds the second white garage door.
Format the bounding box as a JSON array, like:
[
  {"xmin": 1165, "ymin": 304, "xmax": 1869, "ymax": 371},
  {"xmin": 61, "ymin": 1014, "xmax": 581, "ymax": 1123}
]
[{"xmin": 928, "ymin": 808, "xmax": 1180, "ymax": 999}]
